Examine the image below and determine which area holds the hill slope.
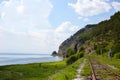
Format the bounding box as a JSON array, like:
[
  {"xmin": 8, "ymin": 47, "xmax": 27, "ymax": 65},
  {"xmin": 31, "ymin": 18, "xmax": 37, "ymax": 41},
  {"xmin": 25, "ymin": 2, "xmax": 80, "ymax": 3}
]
[{"xmin": 58, "ymin": 12, "xmax": 120, "ymax": 58}]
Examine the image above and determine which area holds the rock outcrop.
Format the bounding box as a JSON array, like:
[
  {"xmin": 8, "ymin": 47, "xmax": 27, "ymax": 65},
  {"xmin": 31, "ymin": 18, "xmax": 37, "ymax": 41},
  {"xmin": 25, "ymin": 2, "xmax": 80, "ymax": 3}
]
[
  {"xmin": 57, "ymin": 12, "xmax": 120, "ymax": 57},
  {"xmin": 58, "ymin": 24, "xmax": 96, "ymax": 56}
]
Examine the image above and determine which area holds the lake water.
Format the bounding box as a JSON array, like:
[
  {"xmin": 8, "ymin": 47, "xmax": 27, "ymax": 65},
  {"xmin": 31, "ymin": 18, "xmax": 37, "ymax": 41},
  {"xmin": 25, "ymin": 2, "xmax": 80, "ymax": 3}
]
[{"xmin": 0, "ymin": 54, "xmax": 63, "ymax": 66}]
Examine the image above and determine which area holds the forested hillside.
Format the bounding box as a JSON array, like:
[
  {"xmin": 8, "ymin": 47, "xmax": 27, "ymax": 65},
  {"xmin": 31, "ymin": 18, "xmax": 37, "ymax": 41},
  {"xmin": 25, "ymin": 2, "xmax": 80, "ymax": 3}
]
[{"xmin": 58, "ymin": 12, "xmax": 120, "ymax": 60}]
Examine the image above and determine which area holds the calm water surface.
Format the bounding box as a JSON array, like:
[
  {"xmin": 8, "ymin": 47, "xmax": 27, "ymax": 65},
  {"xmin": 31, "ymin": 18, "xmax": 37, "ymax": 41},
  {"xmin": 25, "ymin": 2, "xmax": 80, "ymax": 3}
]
[{"xmin": 0, "ymin": 54, "xmax": 62, "ymax": 66}]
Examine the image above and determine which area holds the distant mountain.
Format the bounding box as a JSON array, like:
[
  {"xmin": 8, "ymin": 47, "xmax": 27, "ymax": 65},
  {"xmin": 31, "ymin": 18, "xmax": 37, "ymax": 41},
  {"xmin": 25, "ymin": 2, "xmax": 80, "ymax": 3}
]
[{"xmin": 58, "ymin": 12, "xmax": 120, "ymax": 58}]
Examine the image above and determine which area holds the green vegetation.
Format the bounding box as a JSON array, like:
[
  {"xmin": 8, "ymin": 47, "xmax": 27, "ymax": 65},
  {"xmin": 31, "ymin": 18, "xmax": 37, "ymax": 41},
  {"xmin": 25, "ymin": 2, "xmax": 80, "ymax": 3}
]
[
  {"xmin": 114, "ymin": 53, "xmax": 120, "ymax": 59},
  {"xmin": 0, "ymin": 12, "xmax": 120, "ymax": 80},
  {"xmin": 66, "ymin": 47, "xmax": 76, "ymax": 57},
  {"xmin": 94, "ymin": 54, "xmax": 120, "ymax": 71},
  {"xmin": 80, "ymin": 59, "xmax": 91, "ymax": 76},
  {"xmin": 59, "ymin": 12, "xmax": 120, "ymax": 58},
  {"xmin": 53, "ymin": 12, "xmax": 120, "ymax": 79},
  {"xmin": 0, "ymin": 56, "xmax": 84, "ymax": 80},
  {"xmin": 80, "ymin": 54, "xmax": 120, "ymax": 79},
  {"xmin": 66, "ymin": 52, "xmax": 84, "ymax": 65},
  {"xmin": 89, "ymin": 54, "xmax": 120, "ymax": 79},
  {"xmin": 52, "ymin": 12, "xmax": 120, "ymax": 79},
  {"xmin": 50, "ymin": 58, "xmax": 84, "ymax": 80},
  {"xmin": 0, "ymin": 61, "xmax": 66, "ymax": 80},
  {"xmin": 76, "ymin": 52, "xmax": 84, "ymax": 59},
  {"xmin": 66, "ymin": 54, "xmax": 78, "ymax": 65}
]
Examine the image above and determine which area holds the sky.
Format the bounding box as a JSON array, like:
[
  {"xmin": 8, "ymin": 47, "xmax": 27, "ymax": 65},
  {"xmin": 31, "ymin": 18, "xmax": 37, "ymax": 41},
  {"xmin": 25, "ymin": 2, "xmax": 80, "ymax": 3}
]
[{"xmin": 0, "ymin": 0, "xmax": 120, "ymax": 54}]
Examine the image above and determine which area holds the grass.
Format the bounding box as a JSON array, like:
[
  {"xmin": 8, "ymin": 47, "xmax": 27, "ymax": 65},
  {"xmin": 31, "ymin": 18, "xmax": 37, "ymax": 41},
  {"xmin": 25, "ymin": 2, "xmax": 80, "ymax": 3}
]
[
  {"xmin": 1, "ymin": 53, "xmax": 119, "ymax": 80},
  {"xmin": 0, "ymin": 61, "xmax": 66, "ymax": 80},
  {"xmin": 80, "ymin": 59, "xmax": 91, "ymax": 77},
  {"xmin": 80, "ymin": 54, "xmax": 120, "ymax": 79},
  {"xmin": 94, "ymin": 54, "xmax": 120, "ymax": 73},
  {"xmin": 50, "ymin": 58, "xmax": 84, "ymax": 80},
  {"xmin": 92, "ymin": 54, "xmax": 120, "ymax": 79}
]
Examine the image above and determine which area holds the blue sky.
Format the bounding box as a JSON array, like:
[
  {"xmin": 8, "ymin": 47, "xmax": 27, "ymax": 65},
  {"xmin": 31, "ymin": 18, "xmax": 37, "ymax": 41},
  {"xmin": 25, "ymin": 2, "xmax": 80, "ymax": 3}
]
[{"xmin": 0, "ymin": 0, "xmax": 120, "ymax": 54}]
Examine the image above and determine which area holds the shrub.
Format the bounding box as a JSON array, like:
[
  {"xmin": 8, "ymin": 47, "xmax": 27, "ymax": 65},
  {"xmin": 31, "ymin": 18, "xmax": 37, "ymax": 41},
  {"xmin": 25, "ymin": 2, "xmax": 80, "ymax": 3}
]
[
  {"xmin": 66, "ymin": 48, "xmax": 75, "ymax": 57},
  {"xmin": 66, "ymin": 55, "xmax": 77, "ymax": 65},
  {"xmin": 96, "ymin": 48, "xmax": 101, "ymax": 55},
  {"xmin": 114, "ymin": 53, "xmax": 120, "ymax": 59},
  {"xmin": 79, "ymin": 46, "xmax": 84, "ymax": 52},
  {"xmin": 76, "ymin": 52, "xmax": 84, "ymax": 59},
  {"xmin": 112, "ymin": 44, "xmax": 120, "ymax": 54}
]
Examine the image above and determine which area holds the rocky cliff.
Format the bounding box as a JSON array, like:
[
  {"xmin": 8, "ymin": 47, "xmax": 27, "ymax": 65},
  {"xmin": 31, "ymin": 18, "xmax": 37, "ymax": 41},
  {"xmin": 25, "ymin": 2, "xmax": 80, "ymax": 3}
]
[
  {"xmin": 58, "ymin": 24, "xmax": 96, "ymax": 56},
  {"xmin": 57, "ymin": 12, "xmax": 120, "ymax": 57}
]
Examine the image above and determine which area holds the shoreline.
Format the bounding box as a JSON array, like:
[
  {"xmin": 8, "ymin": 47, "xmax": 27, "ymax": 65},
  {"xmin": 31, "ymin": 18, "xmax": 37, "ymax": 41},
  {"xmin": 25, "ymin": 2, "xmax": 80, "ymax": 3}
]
[
  {"xmin": 0, "ymin": 60, "xmax": 66, "ymax": 80},
  {"xmin": 0, "ymin": 59, "xmax": 63, "ymax": 67},
  {"xmin": 0, "ymin": 54, "xmax": 63, "ymax": 66}
]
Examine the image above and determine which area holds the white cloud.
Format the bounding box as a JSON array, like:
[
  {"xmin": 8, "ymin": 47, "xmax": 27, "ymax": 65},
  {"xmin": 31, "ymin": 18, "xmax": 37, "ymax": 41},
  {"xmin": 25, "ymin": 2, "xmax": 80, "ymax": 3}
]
[
  {"xmin": 68, "ymin": 0, "xmax": 111, "ymax": 17},
  {"xmin": 83, "ymin": 18, "xmax": 89, "ymax": 22},
  {"xmin": 55, "ymin": 21, "xmax": 79, "ymax": 45},
  {"xmin": 1, "ymin": 12, "xmax": 6, "ymax": 19},
  {"xmin": 0, "ymin": 21, "xmax": 79, "ymax": 53},
  {"xmin": 0, "ymin": 0, "xmax": 53, "ymax": 32},
  {"xmin": 56, "ymin": 21, "xmax": 79, "ymax": 33},
  {"xmin": 16, "ymin": 5, "xmax": 24, "ymax": 14},
  {"xmin": 0, "ymin": 20, "xmax": 79, "ymax": 53},
  {"xmin": 0, "ymin": 0, "xmax": 54, "ymax": 53},
  {"xmin": 0, "ymin": 0, "xmax": 79, "ymax": 53},
  {"xmin": 112, "ymin": 2, "xmax": 120, "ymax": 11}
]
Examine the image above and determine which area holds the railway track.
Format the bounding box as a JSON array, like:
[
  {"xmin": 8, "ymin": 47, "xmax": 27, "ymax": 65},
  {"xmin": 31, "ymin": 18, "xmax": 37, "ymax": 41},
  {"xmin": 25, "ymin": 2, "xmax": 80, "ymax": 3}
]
[{"xmin": 88, "ymin": 56, "xmax": 120, "ymax": 80}]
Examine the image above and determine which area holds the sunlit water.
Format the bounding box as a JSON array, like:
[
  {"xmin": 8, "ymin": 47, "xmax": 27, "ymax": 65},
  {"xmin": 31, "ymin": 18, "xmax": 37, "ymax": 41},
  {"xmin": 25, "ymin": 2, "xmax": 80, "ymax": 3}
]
[{"xmin": 0, "ymin": 54, "xmax": 62, "ymax": 66}]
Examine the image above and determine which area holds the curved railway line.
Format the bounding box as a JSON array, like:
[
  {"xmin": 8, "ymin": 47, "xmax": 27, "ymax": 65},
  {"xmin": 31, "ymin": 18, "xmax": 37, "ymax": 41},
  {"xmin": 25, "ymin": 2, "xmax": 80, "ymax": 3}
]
[{"xmin": 88, "ymin": 56, "xmax": 120, "ymax": 80}]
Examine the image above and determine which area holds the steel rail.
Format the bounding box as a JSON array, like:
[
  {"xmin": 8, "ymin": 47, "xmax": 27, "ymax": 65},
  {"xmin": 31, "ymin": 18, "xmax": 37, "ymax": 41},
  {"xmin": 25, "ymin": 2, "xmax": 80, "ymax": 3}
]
[{"xmin": 89, "ymin": 57, "xmax": 97, "ymax": 80}]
